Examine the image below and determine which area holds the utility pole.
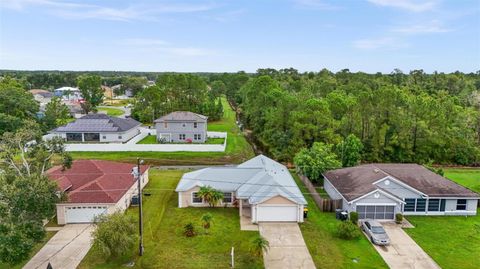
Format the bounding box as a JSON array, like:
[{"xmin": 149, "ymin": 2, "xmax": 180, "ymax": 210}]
[{"xmin": 136, "ymin": 157, "xmax": 144, "ymax": 256}]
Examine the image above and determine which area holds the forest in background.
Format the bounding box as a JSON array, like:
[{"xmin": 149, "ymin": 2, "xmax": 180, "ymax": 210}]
[{"xmin": 1, "ymin": 68, "xmax": 480, "ymax": 165}]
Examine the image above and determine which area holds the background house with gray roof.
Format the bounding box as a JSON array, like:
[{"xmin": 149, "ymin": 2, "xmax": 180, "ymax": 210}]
[
  {"xmin": 154, "ymin": 111, "xmax": 207, "ymax": 143},
  {"xmin": 176, "ymin": 155, "xmax": 308, "ymax": 223},
  {"xmin": 323, "ymin": 164, "xmax": 479, "ymax": 220},
  {"xmin": 50, "ymin": 114, "xmax": 141, "ymax": 143}
]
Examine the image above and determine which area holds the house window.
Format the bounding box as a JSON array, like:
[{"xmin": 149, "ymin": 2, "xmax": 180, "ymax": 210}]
[
  {"xmin": 456, "ymin": 199, "xmax": 467, "ymax": 210},
  {"xmin": 428, "ymin": 199, "xmax": 440, "ymax": 211},
  {"xmin": 416, "ymin": 198, "xmax": 426, "ymax": 212},
  {"xmin": 192, "ymin": 192, "xmax": 202, "ymax": 204},
  {"xmin": 194, "ymin": 122, "xmax": 198, "ymax": 128},
  {"xmin": 182, "ymin": 123, "xmax": 186, "ymax": 127},
  {"xmin": 179, "ymin": 134, "xmax": 186, "ymax": 140},
  {"xmin": 404, "ymin": 198, "xmax": 416, "ymax": 212},
  {"xmin": 66, "ymin": 133, "xmax": 82, "ymax": 142},
  {"xmin": 194, "ymin": 134, "xmax": 201, "ymax": 140},
  {"xmin": 102, "ymin": 135, "xmax": 106, "ymax": 139},
  {"xmin": 223, "ymin": 192, "xmax": 232, "ymax": 203},
  {"xmin": 84, "ymin": 133, "xmax": 100, "ymax": 142}
]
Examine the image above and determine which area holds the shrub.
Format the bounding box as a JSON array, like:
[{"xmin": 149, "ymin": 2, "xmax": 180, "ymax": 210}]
[
  {"xmin": 184, "ymin": 222, "xmax": 196, "ymax": 237},
  {"xmin": 349, "ymin": 211, "xmax": 359, "ymax": 224},
  {"xmin": 201, "ymin": 213, "xmax": 213, "ymax": 229},
  {"xmin": 395, "ymin": 213, "xmax": 403, "ymax": 224},
  {"xmin": 337, "ymin": 221, "xmax": 361, "ymax": 240},
  {"xmin": 92, "ymin": 213, "xmax": 137, "ymax": 258}
]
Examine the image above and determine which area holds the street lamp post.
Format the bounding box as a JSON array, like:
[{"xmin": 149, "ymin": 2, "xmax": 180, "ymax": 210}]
[{"xmin": 135, "ymin": 158, "xmax": 144, "ymax": 256}]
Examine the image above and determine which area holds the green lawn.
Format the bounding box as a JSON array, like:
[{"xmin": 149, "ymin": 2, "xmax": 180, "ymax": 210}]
[
  {"xmin": 79, "ymin": 169, "xmax": 263, "ymax": 269},
  {"xmin": 294, "ymin": 174, "xmax": 387, "ymax": 269},
  {"xmin": 71, "ymin": 98, "xmax": 254, "ymax": 165},
  {"xmin": 444, "ymin": 168, "xmax": 480, "ymax": 193},
  {"xmin": 137, "ymin": 135, "xmax": 225, "ymax": 145},
  {"xmin": 98, "ymin": 107, "xmax": 124, "ymax": 116},
  {"xmin": 0, "ymin": 231, "xmax": 57, "ymax": 269},
  {"xmin": 405, "ymin": 215, "xmax": 480, "ymax": 269}
]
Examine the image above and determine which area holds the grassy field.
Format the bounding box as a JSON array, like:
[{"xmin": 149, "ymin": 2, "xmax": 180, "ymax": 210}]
[
  {"xmin": 71, "ymin": 98, "xmax": 254, "ymax": 165},
  {"xmin": 98, "ymin": 107, "xmax": 124, "ymax": 116},
  {"xmin": 294, "ymin": 174, "xmax": 387, "ymax": 269},
  {"xmin": 137, "ymin": 135, "xmax": 225, "ymax": 145},
  {"xmin": 0, "ymin": 231, "xmax": 57, "ymax": 269},
  {"xmin": 405, "ymin": 215, "xmax": 480, "ymax": 269},
  {"xmin": 79, "ymin": 169, "xmax": 263, "ymax": 269},
  {"xmin": 102, "ymin": 99, "xmax": 131, "ymax": 107},
  {"xmin": 444, "ymin": 168, "xmax": 480, "ymax": 193}
]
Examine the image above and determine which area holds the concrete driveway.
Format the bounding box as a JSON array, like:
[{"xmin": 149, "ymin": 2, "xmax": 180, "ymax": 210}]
[
  {"xmin": 368, "ymin": 223, "xmax": 440, "ymax": 269},
  {"xmin": 24, "ymin": 224, "xmax": 94, "ymax": 269},
  {"xmin": 259, "ymin": 223, "xmax": 315, "ymax": 269}
]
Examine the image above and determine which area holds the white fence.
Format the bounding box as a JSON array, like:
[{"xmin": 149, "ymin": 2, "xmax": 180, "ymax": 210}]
[{"xmin": 47, "ymin": 130, "xmax": 227, "ymax": 152}]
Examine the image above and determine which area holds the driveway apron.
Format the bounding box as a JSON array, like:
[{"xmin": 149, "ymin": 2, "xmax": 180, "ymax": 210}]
[
  {"xmin": 369, "ymin": 223, "xmax": 440, "ymax": 269},
  {"xmin": 259, "ymin": 223, "xmax": 316, "ymax": 269},
  {"xmin": 24, "ymin": 224, "xmax": 94, "ymax": 269}
]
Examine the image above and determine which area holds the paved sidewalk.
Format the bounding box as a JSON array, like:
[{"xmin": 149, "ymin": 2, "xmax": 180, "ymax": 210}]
[
  {"xmin": 259, "ymin": 223, "xmax": 315, "ymax": 269},
  {"xmin": 24, "ymin": 224, "xmax": 94, "ymax": 269},
  {"xmin": 369, "ymin": 223, "xmax": 440, "ymax": 269}
]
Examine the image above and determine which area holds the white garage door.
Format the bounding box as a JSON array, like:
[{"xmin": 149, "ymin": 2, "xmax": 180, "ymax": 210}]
[
  {"xmin": 65, "ymin": 206, "xmax": 108, "ymax": 223},
  {"xmin": 356, "ymin": 205, "xmax": 395, "ymax": 220},
  {"xmin": 257, "ymin": 205, "xmax": 298, "ymax": 222}
]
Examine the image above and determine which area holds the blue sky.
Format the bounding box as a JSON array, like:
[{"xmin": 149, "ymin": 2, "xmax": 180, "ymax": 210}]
[{"xmin": 0, "ymin": 0, "xmax": 479, "ymax": 73}]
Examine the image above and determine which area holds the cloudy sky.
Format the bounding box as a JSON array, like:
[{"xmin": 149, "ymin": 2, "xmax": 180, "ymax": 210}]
[{"xmin": 0, "ymin": 0, "xmax": 479, "ymax": 73}]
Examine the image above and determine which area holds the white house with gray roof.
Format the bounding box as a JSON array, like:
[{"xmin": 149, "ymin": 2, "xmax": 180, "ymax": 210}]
[
  {"xmin": 50, "ymin": 114, "xmax": 141, "ymax": 143},
  {"xmin": 176, "ymin": 155, "xmax": 308, "ymax": 223},
  {"xmin": 323, "ymin": 164, "xmax": 479, "ymax": 220},
  {"xmin": 154, "ymin": 111, "xmax": 207, "ymax": 143}
]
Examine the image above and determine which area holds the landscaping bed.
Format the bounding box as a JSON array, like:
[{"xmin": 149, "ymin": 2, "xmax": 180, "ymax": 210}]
[
  {"xmin": 293, "ymin": 174, "xmax": 387, "ymax": 269},
  {"xmin": 78, "ymin": 169, "xmax": 263, "ymax": 269}
]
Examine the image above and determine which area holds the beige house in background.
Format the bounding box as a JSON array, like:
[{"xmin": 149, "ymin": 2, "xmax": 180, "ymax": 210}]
[{"xmin": 175, "ymin": 155, "xmax": 307, "ymax": 223}]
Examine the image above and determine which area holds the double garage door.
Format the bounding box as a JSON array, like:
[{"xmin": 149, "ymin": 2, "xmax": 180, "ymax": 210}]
[
  {"xmin": 357, "ymin": 205, "xmax": 395, "ymax": 220},
  {"xmin": 65, "ymin": 206, "xmax": 108, "ymax": 223},
  {"xmin": 256, "ymin": 205, "xmax": 298, "ymax": 222}
]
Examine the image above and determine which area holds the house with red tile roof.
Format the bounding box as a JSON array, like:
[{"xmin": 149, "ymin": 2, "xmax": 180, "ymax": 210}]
[{"xmin": 47, "ymin": 160, "xmax": 149, "ymax": 224}]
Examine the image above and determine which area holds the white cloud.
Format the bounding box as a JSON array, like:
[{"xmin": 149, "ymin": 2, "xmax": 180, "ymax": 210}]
[
  {"xmin": 392, "ymin": 20, "xmax": 451, "ymax": 34},
  {"xmin": 352, "ymin": 37, "xmax": 409, "ymax": 50},
  {"xmin": 1, "ymin": 0, "xmax": 217, "ymax": 21},
  {"xmin": 121, "ymin": 38, "xmax": 213, "ymax": 57},
  {"xmin": 367, "ymin": 0, "xmax": 437, "ymax": 12},
  {"xmin": 293, "ymin": 0, "xmax": 339, "ymax": 10}
]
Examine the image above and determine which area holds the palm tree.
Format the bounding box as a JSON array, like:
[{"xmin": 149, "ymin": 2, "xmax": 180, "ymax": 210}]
[
  {"xmin": 184, "ymin": 222, "xmax": 196, "ymax": 237},
  {"xmin": 201, "ymin": 213, "xmax": 213, "ymax": 229},
  {"xmin": 251, "ymin": 235, "xmax": 269, "ymax": 256},
  {"xmin": 198, "ymin": 186, "xmax": 224, "ymax": 207}
]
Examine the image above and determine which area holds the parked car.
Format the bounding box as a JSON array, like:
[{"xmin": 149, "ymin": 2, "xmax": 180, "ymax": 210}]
[{"xmin": 361, "ymin": 220, "xmax": 390, "ymax": 245}]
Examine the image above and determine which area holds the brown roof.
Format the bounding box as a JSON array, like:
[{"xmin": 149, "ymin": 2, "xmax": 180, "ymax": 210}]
[
  {"xmin": 47, "ymin": 160, "xmax": 149, "ymax": 204},
  {"xmin": 324, "ymin": 163, "xmax": 479, "ymax": 201},
  {"xmin": 154, "ymin": 111, "xmax": 207, "ymax": 123}
]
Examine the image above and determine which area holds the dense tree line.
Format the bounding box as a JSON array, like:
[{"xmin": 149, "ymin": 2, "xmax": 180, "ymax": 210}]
[
  {"xmin": 223, "ymin": 68, "xmax": 480, "ymax": 166},
  {"xmin": 132, "ymin": 73, "xmax": 223, "ymax": 123}
]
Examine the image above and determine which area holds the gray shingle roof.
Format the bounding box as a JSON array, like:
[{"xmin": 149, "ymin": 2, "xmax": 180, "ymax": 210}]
[
  {"xmin": 154, "ymin": 111, "xmax": 207, "ymax": 123},
  {"xmin": 176, "ymin": 155, "xmax": 307, "ymax": 205},
  {"xmin": 324, "ymin": 164, "xmax": 479, "ymax": 201},
  {"xmin": 52, "ymin": 114, "xmax": 141, "ymax": 133}
]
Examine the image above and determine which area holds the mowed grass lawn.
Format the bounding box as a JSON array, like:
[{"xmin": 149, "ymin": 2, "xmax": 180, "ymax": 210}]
[
  {"xmin": 98, "ymin": 107, "xmax": 124, "ymax": 116},
  {"xmin": 137, "ymin": 135, "xmax": 225, "ymax": 145},
  {"xmin": 293, "ymin": 174, "xmax": 387, "ymax": 269},
  {"xmin": 71, "ymin": 98, "xmax": 254, "ymax": 165},
  {"xmin": 79, "ymin": 169, "xmax": 263, "ymax": 269},
  {"xmin": 404, "ymin": 168, "xmax": 480, "ymax": 269},
  {"xmin": 444, "ymin": 168, "xmax": 480, "ymax": 193},
  {"xmin": 0, "ymin": 231, "xmax": 57, "ymax": 269}
]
